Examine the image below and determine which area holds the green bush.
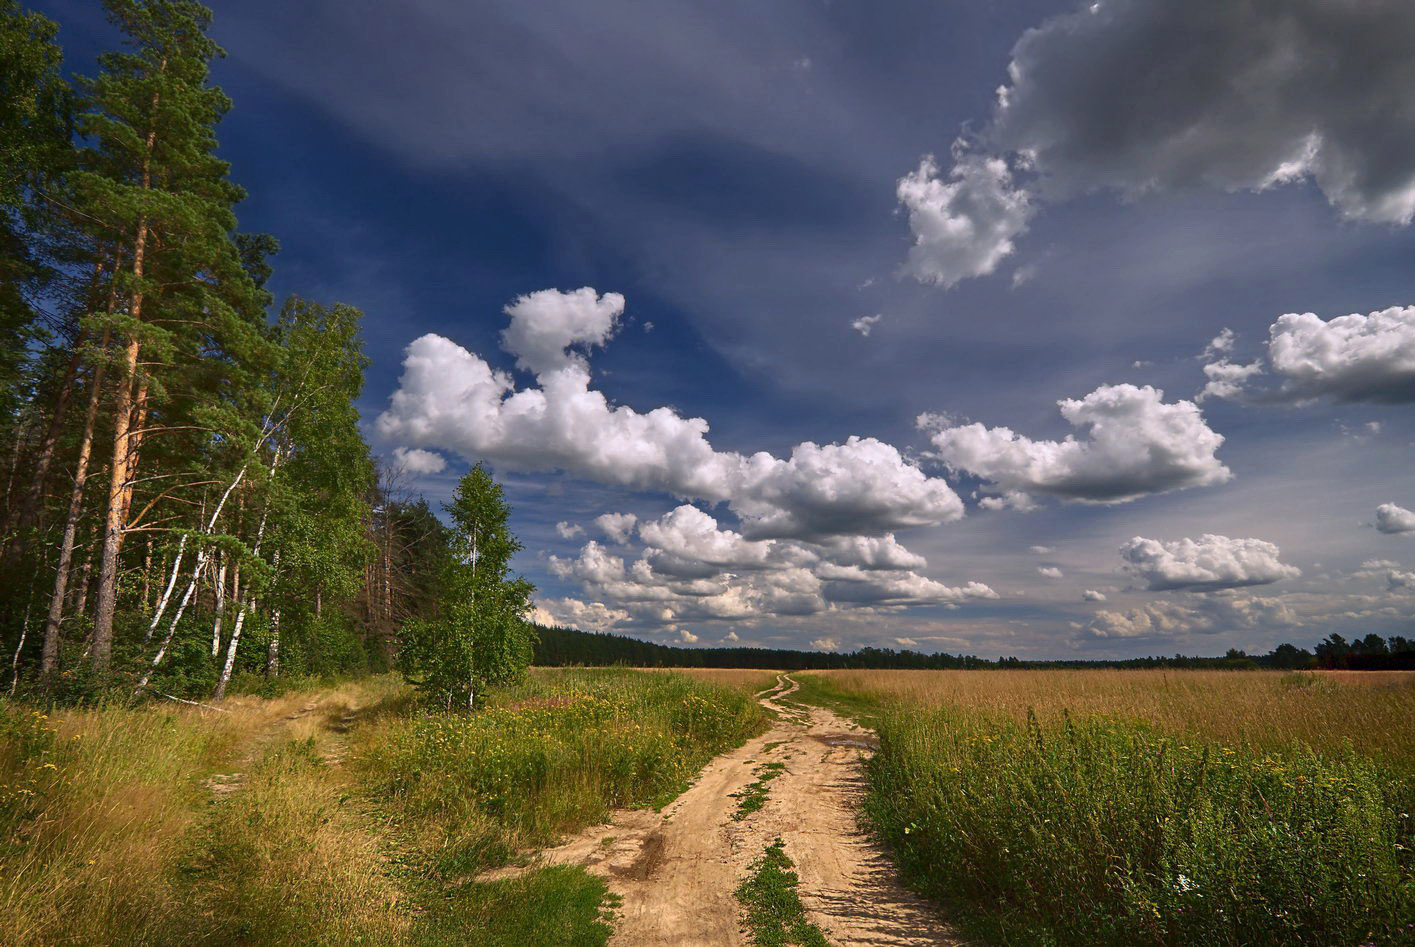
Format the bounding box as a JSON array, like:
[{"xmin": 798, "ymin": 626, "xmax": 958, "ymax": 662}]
[{"xmin": 868, "ymin": 707, "xmax": 1413, "ymax": 945}]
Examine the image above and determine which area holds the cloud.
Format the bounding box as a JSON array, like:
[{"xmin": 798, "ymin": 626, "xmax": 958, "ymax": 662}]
[
  {"xmin": 1375, "ymin": 503, "xmax": 1415, "ymax": 535},
  {"xmin": 546, "ymin": 506, "xmax": 994, "ymax": 630},
  {"xmin": 378, "ymin": 289, "xmax": 965, "ymax": 542},
  {"xmin": 638, "ymin": 505, "xmax": 774, "ymax": 573},
  {"xmin": 924, "ymin": 383, "xmax": 1230, "ymax": 506},
  {"xmin": 500, "ymin": 287, "xmax": 625, "ymax": 376},
  {"xmin": 1119, "ymin": 534, "xmax": 1301, "ymax": 593},
  {"xmin": 896, "ymin": 149, "xmax": 1033, "ymax": 288},
  {"xmin": 1198, "ymin": 306, "xmax": 1415, "ymax": 404},
  {"xmin": 1081, "ymin": 589, "xmax": 1107, "ymax": 602},
  {"xmin": 894, "ymin": 637, "xmax": 918, "ymax": 647},
  {"xmin": 989, "ymin": 0, "xmax": 1415, "ymax": 224},
  {"xmin": 1081, "ymin": 594, "xmax": 1299, "ymax": 640},
  {"xmin": 594, "ymin": 512, "xmax": 639, "ymax": 544},
  {"xmin": 1197, "ymin": 357, "xmax": 1264, "ymax": 403},
  {"xmin": 390, "ymin": 446, "xmax": 447, "ymax": 474},
  {"xmin": 534, "ymin": 597, "xmax": 631, "ymax": 632},
  {"xmin": 1037, "ymin": 566, "xmax": 1063, "ymax": 579},
  {"xmin": 1388, "ymin": 571, "xmax": 1415, "ymax": 591},
  {"xmin": 851, "ymin": 314, "xmax": 882, "ymax": 336},
  {"xmin": 810, "ymin": 637, "xmax": 839, "ymax": 651},
  {"xmin": 678, "ymin": 629, "xmax": 700, "ymax": 644},
  {"xmin": 1265, "ymin": 307, "xmax": 1415, "ymax": 404},
  {"xmin": 555, "ymin": 521, "xmax": 584, "ymax": 539},
  {"xmin": 1029, "ymin": 545, "xmax": 1055, "ymax": 555},
  {"xmin": 900, "ymin": 1, "xmax": 1415, "ymax": 287}
]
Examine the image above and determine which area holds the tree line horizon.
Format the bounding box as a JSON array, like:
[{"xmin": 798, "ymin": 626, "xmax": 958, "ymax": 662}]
[{"xmin": 532, "ymin": 625, "xmax": 1415, "ymax": 671}]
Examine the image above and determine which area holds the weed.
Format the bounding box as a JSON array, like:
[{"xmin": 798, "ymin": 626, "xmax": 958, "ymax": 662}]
[
  {"xmin": 732, "ymin": 761, "xmax": 787, "ymax": 820},
  {"xmin": 736, "ymin": 838, "xmax": 829, "ymax": 947}
]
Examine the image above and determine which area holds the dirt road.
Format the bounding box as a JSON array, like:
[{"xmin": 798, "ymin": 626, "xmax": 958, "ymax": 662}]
[{"xmin": 481, "ymin": 674, "xmax": 960, "ymax": 946}]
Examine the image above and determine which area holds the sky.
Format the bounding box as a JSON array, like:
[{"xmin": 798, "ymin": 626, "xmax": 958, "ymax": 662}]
[{"xmin": 39, "ymin": 0, "xmax": 1415, "ymax": 658}]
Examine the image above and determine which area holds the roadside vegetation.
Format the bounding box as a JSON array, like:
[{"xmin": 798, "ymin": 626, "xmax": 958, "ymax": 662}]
[
  {"xmin": 0, "ymin": 668, "xmax": 765, "ymax": 945},
  {"xmin": 803, "ymin": 670, "xmax": 1414, "ymax": 946}
]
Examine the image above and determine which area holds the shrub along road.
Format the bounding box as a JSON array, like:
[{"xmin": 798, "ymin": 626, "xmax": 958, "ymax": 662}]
[{"xmin": 481, "ymin": 674, "xmax": 960, "ymax": 946}]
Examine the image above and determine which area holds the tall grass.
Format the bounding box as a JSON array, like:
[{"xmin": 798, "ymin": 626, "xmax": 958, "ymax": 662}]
[
  {"xmin": 360, "ymin": 668, "xmax": 768, "ymax": 874},
  {"xmin": 0, "ymin": 689, "xmax": 319, "ymax": 944},
  {"xmin": 801, "ymin": 670, "xmax": 1413, "ymax": 945},
  {"xmin": 807, "ymin": 669, "xmax": 1415, "ymax": 771},
  {"xmin": 0, "ymin": 670, "xmax": 767, "ymax": 943},
  {"xmin": 868, "ymin": 706, "xmax": 1411, "ymax": 945}
]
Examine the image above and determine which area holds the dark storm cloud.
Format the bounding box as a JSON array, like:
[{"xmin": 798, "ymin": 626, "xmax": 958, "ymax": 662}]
[{"xmin": 993, "ymin": 0, "xmax": 1415, "ymax": 223}]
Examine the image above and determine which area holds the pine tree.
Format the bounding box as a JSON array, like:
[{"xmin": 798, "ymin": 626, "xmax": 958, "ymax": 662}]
[
  {"xmin": 401, "ymin": 463, "xmax": 534, "ymax": 710},
  {"xmin": 72, "ymin": 0, "xmax": 256, "ymax": 672}
]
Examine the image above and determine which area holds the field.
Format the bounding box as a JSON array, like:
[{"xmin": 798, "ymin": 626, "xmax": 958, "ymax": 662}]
[
  {"xmin": 0, "ymin": 669, "xmax": 768, "ymax": 946},
  {"xmin": 798, "ymin": 669, "xmax": 1414, "ymax": 946},
  {"xmin": 2, "ymin": 667, "xmax": 1408, "ymax": 945}
]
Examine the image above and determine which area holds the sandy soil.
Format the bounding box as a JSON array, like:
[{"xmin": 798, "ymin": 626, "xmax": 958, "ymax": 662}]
[{"xmin": 479, "ymin": 674, "xmax": 961, "ymax": 946}]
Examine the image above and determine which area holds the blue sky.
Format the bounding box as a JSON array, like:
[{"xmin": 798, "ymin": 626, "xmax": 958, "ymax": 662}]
[{"xmin": 40, "ymin": 0, "xmax": 1415, "ymax": 657}]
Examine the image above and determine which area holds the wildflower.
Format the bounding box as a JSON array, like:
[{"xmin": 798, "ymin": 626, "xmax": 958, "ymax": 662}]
[{"xmin": 1174, "ymin": 873, "xmax": 1199, "ymax": 894}]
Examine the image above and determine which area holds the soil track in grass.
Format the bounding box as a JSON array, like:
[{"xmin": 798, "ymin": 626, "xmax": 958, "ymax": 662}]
[{"xmin": 481, "ymin": 674, "xmax": 961, "ymax": 946}]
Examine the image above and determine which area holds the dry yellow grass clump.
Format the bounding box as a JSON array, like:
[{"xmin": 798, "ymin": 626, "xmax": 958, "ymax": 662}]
[{"xmin": 805, "ymin": 668, "xmax": 1415, "ymax": 768}]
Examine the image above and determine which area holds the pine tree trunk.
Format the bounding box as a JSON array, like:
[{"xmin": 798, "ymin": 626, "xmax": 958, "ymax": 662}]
[
  {"xmin": 90, "ymin": 75, "xmax": 162, "ymax": 673},
  {"xmin": 39, "ymin": 334, "xmax": 110, "ymax": 680}
]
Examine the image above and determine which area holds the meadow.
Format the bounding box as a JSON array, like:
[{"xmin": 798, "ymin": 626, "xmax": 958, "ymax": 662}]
[
  {"xmin": 799, "ymin": 669, "xmax": 1414, "ymax": 946},
  {"xmin": 0, "ymin": 669, "xmax": 767, "ymax": 946}
]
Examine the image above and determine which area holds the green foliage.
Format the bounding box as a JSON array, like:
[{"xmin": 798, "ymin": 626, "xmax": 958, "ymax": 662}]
[
  {"xmin": 732, "ymin": 760, "xmax": 786, "ymax": 820},
  {"xmin": 866, "ymin": 706, "xmax": 1413, "ymax": 946},
  {"xmin": 362, "ymin": 668, "xmax": 767, "ymax": 873},
  {"xmin": 401, "ymin": 463, "xmax": 534, "ymax": 709},
  {"xmin": 735, "ymin": 839, "xmax": 830, "ymax": 947},
  {"xmin": 412, "ymin": 867, "xmax": 615, "ymax": 947}
]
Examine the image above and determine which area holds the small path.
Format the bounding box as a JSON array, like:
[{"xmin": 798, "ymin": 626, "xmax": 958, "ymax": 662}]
[{"xmin": 480, "ymin": 674, "xmax": 961, "ymax": 946}]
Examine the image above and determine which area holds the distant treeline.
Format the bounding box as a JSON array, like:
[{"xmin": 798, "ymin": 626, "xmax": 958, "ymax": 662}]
[{"xmin": 531, "ymin": 625, "xmax": 1415, "ymax": 671}]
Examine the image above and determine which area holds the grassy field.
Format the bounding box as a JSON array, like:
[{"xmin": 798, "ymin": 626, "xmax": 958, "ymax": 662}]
[
  {"xmin": 803, "ymin": 668, "xmax": 1415, "ymax": 769},
  {"xmin": 800, "ymin": 669, "xmax": 1414, "ymax": 946},
  {"xmin": 0, "ymin": 669, "xmax": 767, "ymax": 945}
]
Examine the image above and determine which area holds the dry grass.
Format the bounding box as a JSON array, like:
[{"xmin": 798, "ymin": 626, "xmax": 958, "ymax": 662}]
[
  {"xmin": 0, "ymin": 678, "xmax": 404, "ymax": 945},
  {"xmin": 803, "ymin": 668, "xmax": 1415, "ymax": 769},
  {"xmin": 628, "ymin": 668, "xmax": 781, "ymax": 691}
]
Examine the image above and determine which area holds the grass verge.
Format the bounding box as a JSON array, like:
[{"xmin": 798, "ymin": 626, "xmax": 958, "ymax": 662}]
[
  {"xmin": 736, "ymin": 838, "xmax": 829, "ymax": 947},
  {"xmin": 358, "ymin": 668, "xmax": 768, "ymax": 876},
  {"xmin": 868, "ymin": 705, "xmax": 1412, "ymax": 945}
]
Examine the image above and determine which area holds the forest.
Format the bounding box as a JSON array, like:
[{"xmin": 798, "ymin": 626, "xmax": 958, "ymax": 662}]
[
  {"xmin": 0, "ymin": 0, "xmax": 533, "ymax": 704},
  {"xmin": 532, "ymin": 624, "xmax": 1415, "ymax": 671}
]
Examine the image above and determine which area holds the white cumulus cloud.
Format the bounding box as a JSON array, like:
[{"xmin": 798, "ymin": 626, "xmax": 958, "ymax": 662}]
[
  {"xmin": 1200, "ymin": 307, "xmax": 1415, "ymax": 404},
  {"xmin": 896, "ymin": 149, "xmax": 1033, "ymax": 288},
  {"xmin": 1081, "ymin": 589, "xmax": 1107, "ymax": 602},
  {"xmin": 377, "ymin": 289, "xmax": 965, "ymax": 543},
  {"xmin": 390, "ymin": 446, "xmax": 447, "ymax": 475},
  {"xmin": 1037, "ymin": 566, "xmax": 1063, "ymax": 579},
  {"xmin": 811, "ymin": 637, "xmax": 839, "ymax": 651},
  {"xmin": 924, "ymin": 383, "xmax": 1230, "ymax": 506},
  {"xmin": 1375, "ymin": 503, "xmax": 1415, "ymax": 535},
  {"xmin": 1120, "ymin": 534, "xmax": 1301, "ymax": 593},
  {"xmin": 594, "ymin": 512, "xmax": 639, "ymax": 544},
  {"xmin": 555, "ymin": 521, "xmax": 584, "ymax": 539}
]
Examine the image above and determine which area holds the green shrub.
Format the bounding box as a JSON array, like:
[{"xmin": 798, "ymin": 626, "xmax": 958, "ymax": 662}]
[{"xmin": 868, "ymin": 707, "xmax": 1412, "ymax": 945}]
